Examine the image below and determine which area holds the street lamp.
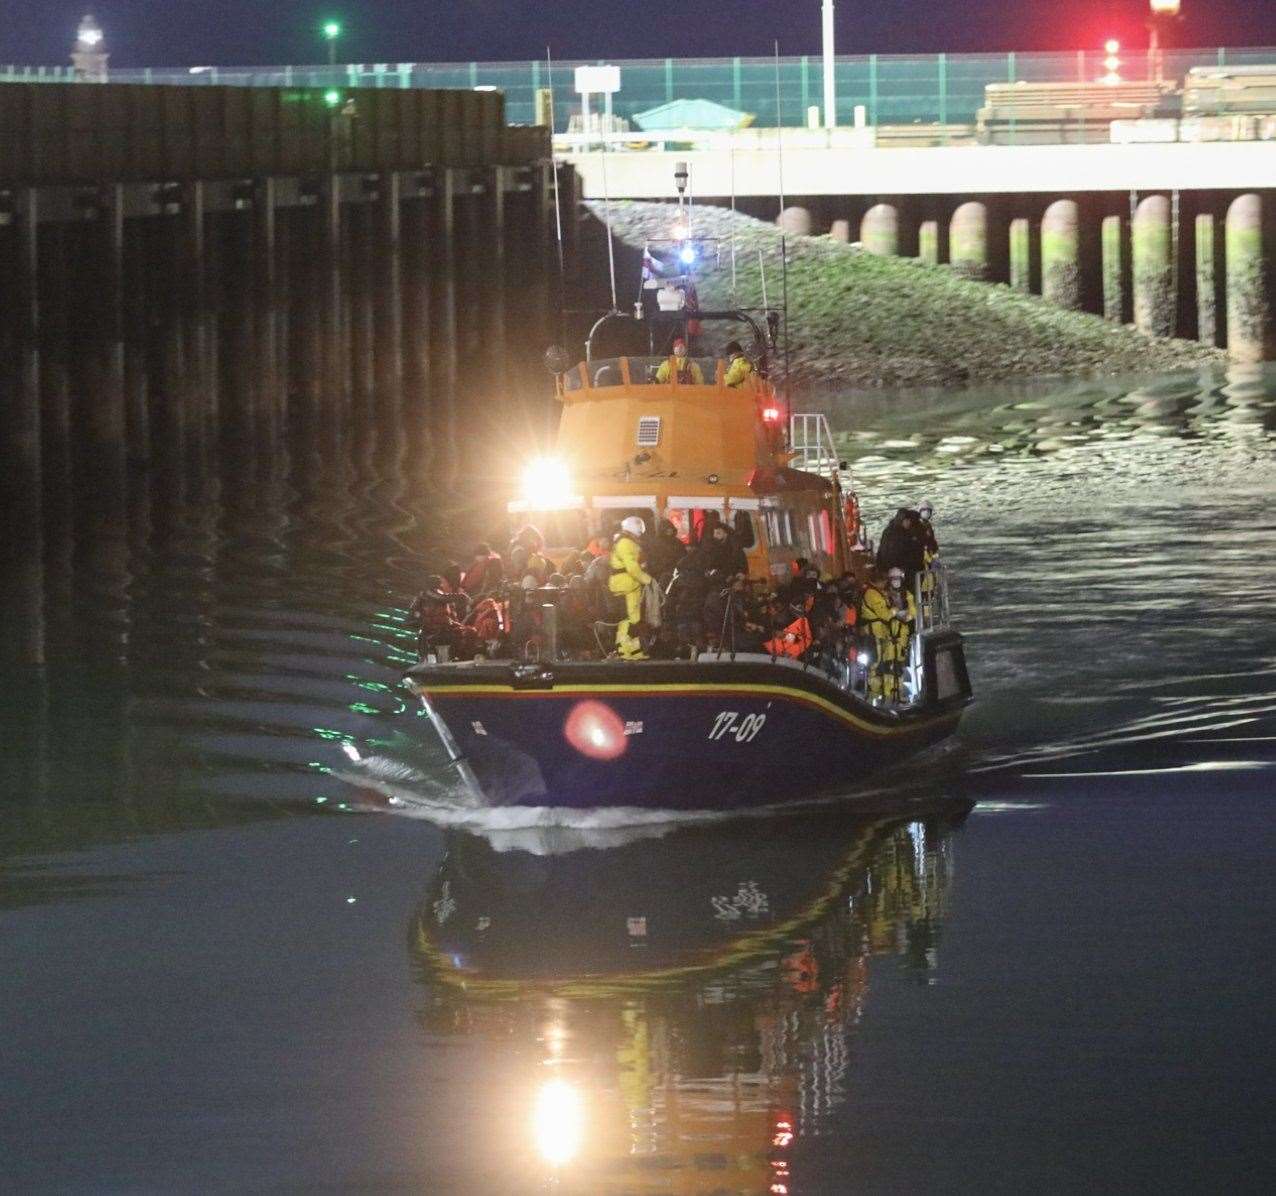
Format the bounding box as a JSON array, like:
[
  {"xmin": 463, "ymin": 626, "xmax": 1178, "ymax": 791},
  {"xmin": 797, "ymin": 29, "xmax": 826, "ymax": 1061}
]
[
  {"xmin": 1147, "ymin": 0, "xmax": 1182, "ymax": 84},
  {"xmin": 322, "ymin": 19, "xmax": 342, "ymax": 67}
]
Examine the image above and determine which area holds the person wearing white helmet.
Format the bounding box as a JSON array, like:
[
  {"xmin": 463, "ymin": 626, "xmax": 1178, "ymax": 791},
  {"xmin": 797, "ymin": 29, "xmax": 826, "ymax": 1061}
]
[
  {"xmin": 608, "ymin": 516, "xmax": 653, "ymax": 659},
  {"xmin": 917, "ymin": 500, "xmax": 939, "ymax": 556},
  {"xmin": 916, "ymin": 500, "xmax": 939, "ymax": 618}
]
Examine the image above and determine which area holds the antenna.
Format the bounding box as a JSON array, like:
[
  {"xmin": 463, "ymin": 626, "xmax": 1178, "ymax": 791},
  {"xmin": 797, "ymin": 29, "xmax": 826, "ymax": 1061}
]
[
  {"xmin": 774, "ymin": 41, "xmax": 786, "ymax": 219},
  {"xmin": 545, "ymin": 47, "xmax": 567, "ymax": 338},
  {"xmin": 600, "ymin": 138, "xmax": 619, "ymax": 311},
  {"xmin": 729, "ymin": 147, "xmax": 737, "ymax": 297},
  {"xmin": 774, "ymin": 41, "xmax": 793, "ymax": 431}
]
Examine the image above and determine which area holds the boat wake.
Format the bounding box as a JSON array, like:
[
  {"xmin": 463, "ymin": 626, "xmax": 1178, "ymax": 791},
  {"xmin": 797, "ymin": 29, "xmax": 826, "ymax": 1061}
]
[{"xmin": 334, "ymin": 737, "xmax": 966, "ymax": 853}]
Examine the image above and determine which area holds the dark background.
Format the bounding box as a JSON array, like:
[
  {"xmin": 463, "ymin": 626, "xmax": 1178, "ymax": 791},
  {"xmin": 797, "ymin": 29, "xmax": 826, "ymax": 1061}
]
[{"xmin": 3, "ymin": 1, "xmax": 1275, "ymax": 69}]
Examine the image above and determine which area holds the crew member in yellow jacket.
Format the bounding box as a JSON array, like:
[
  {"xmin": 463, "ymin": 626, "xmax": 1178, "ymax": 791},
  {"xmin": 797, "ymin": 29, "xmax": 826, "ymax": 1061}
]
[
  {"xmin": 723, "ymin": 340, "xmax": 755, "ymax": 388},
  {"xmin": 609, "ymin": 516, "xmax": 653, "ymax": 660},
  {"xmin": 860, "ymin": 566, "xmax": 916, "ymax": 703}
]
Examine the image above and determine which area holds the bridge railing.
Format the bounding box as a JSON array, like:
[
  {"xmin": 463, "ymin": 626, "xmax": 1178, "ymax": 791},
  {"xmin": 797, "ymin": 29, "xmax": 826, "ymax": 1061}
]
[{"xmin": 94, "ymin": 47, "xmax": 1276, "ymax": 138}]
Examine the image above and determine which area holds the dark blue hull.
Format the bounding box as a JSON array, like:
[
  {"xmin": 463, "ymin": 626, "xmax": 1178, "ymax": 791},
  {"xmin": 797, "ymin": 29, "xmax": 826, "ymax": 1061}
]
[{"xmin": 406, "ymin": 637, "xmax": 971, "ymax": 811}]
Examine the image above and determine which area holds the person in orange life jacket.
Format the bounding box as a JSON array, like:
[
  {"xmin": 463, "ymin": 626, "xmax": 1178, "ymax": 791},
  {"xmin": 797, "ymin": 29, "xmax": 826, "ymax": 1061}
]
[
  {"xmin": 765, "ymin": 596, "xmax": 815, "ymax": 659},
  {"xmin": 834, "ymin": 573, "xmax": 860, "ymax": 629},
  {"xmin": 461, "ymin": 543, "xmax": 503, "ymax": 596},
  {"xmin": 859, "ymin": 566, "xmax": 916, "ymax": 703},
  {"xmin": 410, "ymin": 577, "xmax": 466, "ymax": 658},
  {"xmin": 655, "ymin": 338, "xmax": 704, "ymax": 384}
]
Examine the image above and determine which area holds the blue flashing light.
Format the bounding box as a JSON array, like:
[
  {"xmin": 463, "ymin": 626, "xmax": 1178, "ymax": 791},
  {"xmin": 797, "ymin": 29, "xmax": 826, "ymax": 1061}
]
[{"xmin": 679, "ymin": 245, "xmax": 697, "ymax": 265}]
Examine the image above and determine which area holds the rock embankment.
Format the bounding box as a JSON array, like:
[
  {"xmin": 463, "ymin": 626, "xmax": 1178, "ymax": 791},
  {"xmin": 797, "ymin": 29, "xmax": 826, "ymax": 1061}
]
[{"xmin": 589, "ymin": 201, "xmax": 1224, "ymax": 390}]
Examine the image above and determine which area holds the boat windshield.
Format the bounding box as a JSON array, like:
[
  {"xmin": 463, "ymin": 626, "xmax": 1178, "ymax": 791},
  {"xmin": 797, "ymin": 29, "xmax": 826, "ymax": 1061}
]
[{"xmin": 564, "ymin": 356, "xmax": 726, "ymax": 390}]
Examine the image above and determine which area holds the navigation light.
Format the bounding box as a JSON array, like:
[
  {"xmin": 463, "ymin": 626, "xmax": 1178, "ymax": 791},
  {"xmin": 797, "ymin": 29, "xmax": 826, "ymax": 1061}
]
[
  {"xmin": 679, "ymin": 244, "xmax": 697, "ymax": 265},
  {"xmin": 763, "ymin": 406, "xmax": 781, "ymax": 422}
]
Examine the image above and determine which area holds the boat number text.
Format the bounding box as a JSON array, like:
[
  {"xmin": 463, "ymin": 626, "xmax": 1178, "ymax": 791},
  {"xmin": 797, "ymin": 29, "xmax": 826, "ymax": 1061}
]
[{"xmin": 708, "ymin": 711, "xmax": 767, "ymax": 742}]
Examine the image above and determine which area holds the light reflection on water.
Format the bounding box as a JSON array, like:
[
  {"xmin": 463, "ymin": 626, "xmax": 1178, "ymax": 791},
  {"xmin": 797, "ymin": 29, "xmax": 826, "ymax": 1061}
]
[{"xmin": 1, "ymin": 364, "xmax": 1275, "ymax": 1190}]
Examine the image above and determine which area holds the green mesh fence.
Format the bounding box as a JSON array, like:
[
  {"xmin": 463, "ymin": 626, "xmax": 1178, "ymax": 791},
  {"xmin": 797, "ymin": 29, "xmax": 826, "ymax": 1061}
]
[{"xmin": 85, "ymin": 46, "xmax": 1276, "ymax": 133}]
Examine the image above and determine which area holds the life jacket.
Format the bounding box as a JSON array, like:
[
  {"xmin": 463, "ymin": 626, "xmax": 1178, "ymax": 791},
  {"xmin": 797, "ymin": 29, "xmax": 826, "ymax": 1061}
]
[
  {"xmin": 765, "ymin": 615, "xmax": 813, "ymax": 659},
  {"xmin": 844, "ymin": 492, "xmax": 862, "ymax": 545},
  {"xmin": 609, "ymin": 534, "xmax": 646, "ymax": 590},
  {"xmin": 467, "ymin": 596, "xmax": 506, "ymax": 641}
]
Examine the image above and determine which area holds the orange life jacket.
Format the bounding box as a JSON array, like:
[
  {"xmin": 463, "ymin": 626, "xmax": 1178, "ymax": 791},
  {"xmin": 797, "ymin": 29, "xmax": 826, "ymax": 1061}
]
[{"xmin": 766, "ymin": 615, "xmax": 813, "ymax": 659}]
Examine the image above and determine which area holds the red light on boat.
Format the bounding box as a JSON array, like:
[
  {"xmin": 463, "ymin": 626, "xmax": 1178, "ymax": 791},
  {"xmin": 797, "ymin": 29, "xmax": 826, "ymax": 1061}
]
[
  {"xmin": 563, "ymin": 700, "xmax": 628, "ymax": 761},
  {"xmin": 763, "ymin": 406, "xmax": 781, "ymax": 422}
]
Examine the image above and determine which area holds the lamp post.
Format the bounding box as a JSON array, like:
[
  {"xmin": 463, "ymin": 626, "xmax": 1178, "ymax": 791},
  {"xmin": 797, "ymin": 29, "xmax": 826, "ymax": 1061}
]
[
  {"xmin": 822, "ymin": 0, "xmax": 836, "ymax": 129},
  {"xmin": 322, "ymin": 19, "xmax": 342, "ymax": 68},
  {"xmin": 1147, "ymin": 0, "xmax": 1182, "ymax": 84}
]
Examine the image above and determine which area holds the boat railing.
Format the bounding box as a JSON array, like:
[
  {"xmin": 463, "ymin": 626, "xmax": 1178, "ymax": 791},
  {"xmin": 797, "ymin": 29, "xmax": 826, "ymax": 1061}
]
[{"xmin": 789, "ymin": 412, "xmax": 843, "ymax": 481}]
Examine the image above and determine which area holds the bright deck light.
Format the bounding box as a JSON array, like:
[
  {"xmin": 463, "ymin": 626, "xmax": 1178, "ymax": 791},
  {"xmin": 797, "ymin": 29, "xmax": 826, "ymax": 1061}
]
[
  {"xmin": 521, "ymin": 456, "xmax": 572, "ymax": 505},
  {"xmin": 533, "ymin": 1078, "xmax": 583, "ymax": 1166},
  {"xmin": 679, "ymin": 245, "xmax": 697, "ymax": 265}
]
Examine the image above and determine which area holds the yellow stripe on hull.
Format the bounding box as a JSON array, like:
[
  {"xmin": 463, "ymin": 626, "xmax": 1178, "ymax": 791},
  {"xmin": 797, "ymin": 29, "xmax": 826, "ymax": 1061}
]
[{"xmin": 412, "ymin": 679, "xmax": 953, "ymax": 739}]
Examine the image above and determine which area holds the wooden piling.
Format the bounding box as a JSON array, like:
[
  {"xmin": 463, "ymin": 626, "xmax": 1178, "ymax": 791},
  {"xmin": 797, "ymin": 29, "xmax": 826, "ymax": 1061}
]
[
  {"xmin": 374, "ymin": 172, "xmax": 405, "ymax": 416},
  {"xmin": 253, "ymin": 177, "xmax": 283, "ymax": 443},
  {"xmin": 432, "ymin": 167, "xmax": 460, "ymax": 480}
]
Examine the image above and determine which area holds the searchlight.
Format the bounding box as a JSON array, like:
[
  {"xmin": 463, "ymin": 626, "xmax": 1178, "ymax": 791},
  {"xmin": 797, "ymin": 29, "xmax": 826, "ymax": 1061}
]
[{"xmin": 521, "ymin": 456, "xmax": 573, "ymax": 506}]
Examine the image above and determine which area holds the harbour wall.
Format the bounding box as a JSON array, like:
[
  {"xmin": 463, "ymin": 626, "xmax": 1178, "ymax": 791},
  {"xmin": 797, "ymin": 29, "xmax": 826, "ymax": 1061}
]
[{"xmin": 0, "ymin": 82, "xmax": 563, "ymax": 665}]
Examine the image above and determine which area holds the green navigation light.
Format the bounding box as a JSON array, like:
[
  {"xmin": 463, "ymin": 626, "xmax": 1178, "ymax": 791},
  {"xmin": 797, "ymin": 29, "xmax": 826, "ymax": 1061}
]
[
  {"xmin": 324, "ymin": 89, "xmax": 342, "ymax": 107},
  {"xmin": 322, "ymin": 20, "xmax": 342, "ymax": 39}
]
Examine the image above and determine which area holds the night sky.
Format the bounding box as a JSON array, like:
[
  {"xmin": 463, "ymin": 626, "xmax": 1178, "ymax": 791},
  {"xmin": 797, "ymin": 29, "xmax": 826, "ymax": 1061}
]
[{"xmin": 3, "ymin": 1, "xmax": 1275, "ymax": 68}]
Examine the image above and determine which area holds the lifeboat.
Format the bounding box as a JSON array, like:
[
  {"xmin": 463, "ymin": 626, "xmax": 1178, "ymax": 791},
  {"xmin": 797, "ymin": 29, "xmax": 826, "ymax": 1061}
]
[{"xmin": 405, "ymin": 301, "xmax": 972, "ymax": 812}]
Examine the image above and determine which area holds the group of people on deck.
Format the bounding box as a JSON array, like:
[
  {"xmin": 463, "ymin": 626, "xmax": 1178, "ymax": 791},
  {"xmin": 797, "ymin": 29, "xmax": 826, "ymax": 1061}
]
[{"xmin": 410, "ymin": 502, "xmax": 941, "ymax": 707}]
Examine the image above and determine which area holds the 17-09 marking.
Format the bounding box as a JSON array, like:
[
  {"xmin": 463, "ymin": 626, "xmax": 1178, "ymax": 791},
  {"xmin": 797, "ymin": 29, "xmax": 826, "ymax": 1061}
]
[{"xmin": 708, "ymin": 711, "xmax": 767, "ymax": 742}]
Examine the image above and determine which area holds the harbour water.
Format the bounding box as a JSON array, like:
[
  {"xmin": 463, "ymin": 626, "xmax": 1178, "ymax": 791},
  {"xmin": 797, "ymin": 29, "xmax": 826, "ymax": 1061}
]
[{"xmin": 2, "ymin": 365, "xmax": 1274, "ymax": 1192}]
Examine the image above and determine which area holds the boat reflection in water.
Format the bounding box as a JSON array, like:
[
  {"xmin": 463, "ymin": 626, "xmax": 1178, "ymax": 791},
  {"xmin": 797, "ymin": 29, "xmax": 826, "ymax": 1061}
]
[{"xmin": 409, "ymin": 799, "xmax": 970, "ymax": 1193}]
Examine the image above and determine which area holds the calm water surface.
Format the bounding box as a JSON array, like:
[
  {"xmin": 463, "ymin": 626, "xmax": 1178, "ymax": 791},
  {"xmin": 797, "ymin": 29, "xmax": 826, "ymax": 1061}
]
[{"xmin": 2, "ymin": 365, "xmax": 1274, "ymax": 1193}]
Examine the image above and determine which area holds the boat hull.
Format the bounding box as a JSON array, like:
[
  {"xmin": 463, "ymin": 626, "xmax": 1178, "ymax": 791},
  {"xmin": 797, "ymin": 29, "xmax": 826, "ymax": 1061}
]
[{"xmin": 406, "ymin": 635, "xmax": 971, "ymax": 811}]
